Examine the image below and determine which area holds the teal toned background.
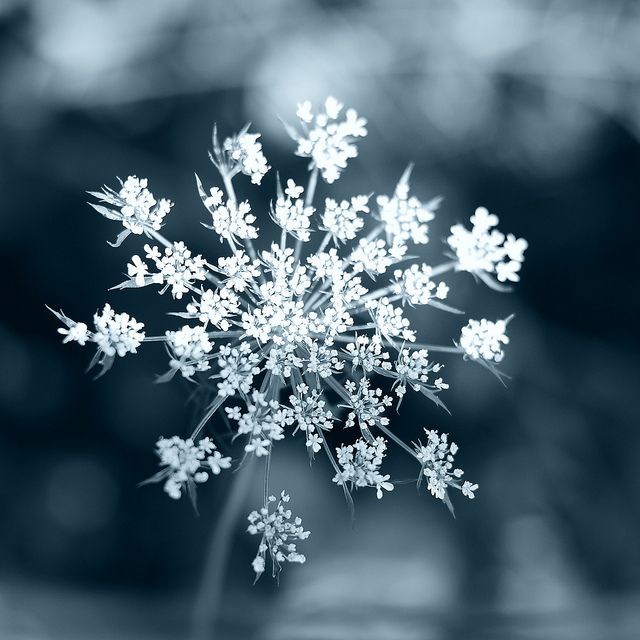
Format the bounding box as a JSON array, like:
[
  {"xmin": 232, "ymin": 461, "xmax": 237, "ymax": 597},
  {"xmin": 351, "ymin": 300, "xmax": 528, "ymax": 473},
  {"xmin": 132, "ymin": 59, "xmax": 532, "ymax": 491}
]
[{"xmin": 1, "ymin": 1, "xmax": 639, "ymax": 638}]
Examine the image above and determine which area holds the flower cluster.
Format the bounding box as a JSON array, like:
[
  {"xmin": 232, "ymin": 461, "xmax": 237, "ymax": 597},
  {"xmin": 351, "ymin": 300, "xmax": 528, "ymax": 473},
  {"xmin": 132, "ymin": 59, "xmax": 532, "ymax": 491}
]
[
  {"xmin": 247, "ymin": 492, "xmax": 310, "ymax": 580},
  {"xmin": 289, "ymin": 384, "xmax": 334, "ymax": 454},
  {"xmin": 343, "ymin": 378, "xmax": 392, "ymax": 442},
  {"xmin": 163, "ymin": 325, "xmax": 213, "ymax": 380},
  {"xmin": 377, "ymin": 171, "xmax": 440, "ymax": 245},
  {"xmin": 321, "ymin": 195, "xmax": 369, "ymax": 243},
  {"xmin": 333, "ymin": 437, "xmax": 394, "ymax": 499},
  {"xmin": 152, "ymin": 436, "xmax": 231, "ymax": 500},
  {"xmin": 121, "ymin": 242, "xmax": 208, "ymax": 299},
  {"xmin": 414, "ymin": 429, "xmax": 477, "ymax": 502},
  {"xmin": 89, "ymin": 176, "xmax": 173, "ymax": 246},
  {"xmin": 448, "ymin": 207, "xmax": 528, "ymax": 284},
  {"xmin": 392, "ymin": 264, "xmax": 449, "ymax": 306},
  {"xmin": 460, "ymin": 317, "xmax": 511, "ymax": 363},
  {"xmin": 292, "ymin": 97, "xmax": 367, "ymax": 183},
  {"xmin": 226, "ymin": 391, "xmax": 289, "ymax": 457},
  {"xmin": 223, "ymin": 130, "xmax": 270, "ymax": 185},
  {"xmin": 201, "ymin": 186, "xmax": 258, "ymax": 244},
  {"xmin": 271, "ymin": 179, "xmax": 314, "ymax": 241},
  {"xmin": 52, "ymin": 97, "xmax": 527, "ymax": 580},
  {"xmin": 393, "ymin": 348, "xmax": 448, "ymax": 405},
  {"xmin": 51, "ymin": 303, "xmax": 145, "ymax": 377}
]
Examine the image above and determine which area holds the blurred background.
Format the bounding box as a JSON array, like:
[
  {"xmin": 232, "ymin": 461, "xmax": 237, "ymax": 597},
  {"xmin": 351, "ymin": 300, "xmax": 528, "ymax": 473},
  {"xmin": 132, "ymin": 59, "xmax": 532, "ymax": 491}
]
[{"xmin": 1, "ymin": 0, "xmax": 639, "ymax": 638}]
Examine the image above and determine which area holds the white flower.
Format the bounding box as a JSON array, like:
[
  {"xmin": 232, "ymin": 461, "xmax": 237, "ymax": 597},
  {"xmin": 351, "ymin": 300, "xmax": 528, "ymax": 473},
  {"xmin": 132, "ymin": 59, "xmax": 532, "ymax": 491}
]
[
  {"xmin": 307, "ymin": 248, "xmax": 342, "ymax": 280},
  {"xmin": 60, "ymin": 97, "xmax": 527, "ymax": 580},
  {"xmin": 343, "ymin": 378, "xmax": 392, "ymax": 440},
  {"xmin": 377, "ymin": 175, "xmax": 438, "ymax": 246},
  {"xmin": 393, "ymin": 348, "xmax": 446, "ymax": 401},
  {"xmin": 93, "ymin": 303, "xmax": 144, "ymax": 358},
  {"xmin": 296, "ymin": 101, "xmax": 313, "ymax": 124},
  {"xmin": 50, "ymin": 304, "xmax": 143, "ymax": 376},
  {"xmin": 204, "ymin": 187, "xmax": 224, "ymax": 209},
  {"xmin": 392, "ymin": 264, "xmax": 448, "ymax": 306},
  {"xmin": 154, "ymin": 436, "xmax": 230, "ymax": 499},
  {"xmin": 247, "ymin": 491, "xmax": 310, "ymax": 579},
  {"xmin": 215, "ymin": 343, "xmax": 262, "ymax": 397},
  {"xmin": 127, "ymin": 255, "xmax": 149, "ymax": 287},
  {"xmin": 504, "ymin": 233, "xmax": 528, "ymax": 262},
  {"xmin": 164, "ymin": 325, "xmax": 213, "ymax": 380},
  {"xmin": 215, "ymin": 251, "xmax": 261, "ymax": 293},
  {"xmin": 350, "ymin": 238, "xmax": 398, "ymax": 275},
  {"xmin": 293, "ymin": 97, "xmax": 367, "ymax": 183},
  {"xmin": 366, "ymin": 297, "xmax": 415, "ymax": 342},
  {"xmin": 459, "ymin": 318, "xmax": 510, "ymax": 363},
  {"xmin": 185, "ymin": 287, "xmax": 240, "ymax": 331},
  {"xmin": 223, "ymin": 131, "xmax": 270, "ymax": 185},
  {"xmin": 470, "ymin": 206, "xmax": 498, "ymax": 231},
  {"xmin": 118, "ymin": 176, "xmax": 173, "ymax": 234},
  {"xmin": 264, "ymin": 343, "xmax": 303, "ymax": 378},
  {"xmin": 252, "ymin": 555, "xmax": 265, "ymax": 575},
  {"xmin": 462, "ymin": 481, "xmax": 479, "ymax": 499},
  {"xmin": 448, "ymin": 207, "xmax": 527, "ymax": 282},
  {"xmin": 88, "ymin": 176, "xmax": 173, "ymax": 245},
  {"xmin": 207, "ymin": 198, "xmax": 258, "ymax": 244},
  {"xmin": 306, "ymin": 432, "xmax": 323, "ymax": 453},
  {"xmin": 272, "ymin": 182, "xmax": 314, "ymax": 241},
  {"xmin": 58, "ymin": 321, "xmax": 89, "ymax": 346},
  {"xmin": 284, "ymin": 179, "xmax": 304, "ymax": 199},
  {"xmin": 226, "ymin": 391, "xmax": 288, "ymax": 454},
  {"xmin": 333, "ymin": 437, "xmax": 394, "ymax": 499},
  {"xmin": 414, "ymin": 429, "xmax": 474, "ymax": 502},
  {"xmin": 345, "ymin": 334, "xmax": 391, "ymax": 373},
  {"xmin": 289, "ymin": 384, "xmax": 334, "ymax": 454},
  {"xmin": 495, "ymin": 259, "xmax": 521, "ymax": 283},
  {"xmin": 305, "ymin": 339, "xmax": 344, "ymax": 379},
  {"xmin": 120, "ymin": 242, "xmax": 207, "ymax": 299},
  {"xmin": 321, "ymin": 196, "xmax": 369, "ymax": 243}
]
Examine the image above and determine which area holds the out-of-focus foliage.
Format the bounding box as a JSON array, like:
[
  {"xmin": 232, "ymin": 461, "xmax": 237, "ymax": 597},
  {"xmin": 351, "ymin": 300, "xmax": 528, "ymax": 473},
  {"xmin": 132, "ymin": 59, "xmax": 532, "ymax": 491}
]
[{"xmin": 2, "ymin": 0, "xmax": 640, "ymax": 174}]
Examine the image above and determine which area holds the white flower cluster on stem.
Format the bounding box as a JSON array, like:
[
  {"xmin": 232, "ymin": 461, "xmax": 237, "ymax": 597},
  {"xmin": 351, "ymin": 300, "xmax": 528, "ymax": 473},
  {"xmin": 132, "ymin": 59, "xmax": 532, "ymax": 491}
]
[
  {"xmin": 448, "ymin": 207, "xmax": 528, "ymax": 286},
  {"xmin": 459, "ymin": 317, "xmax": 511, "ymax": 363},
  {"xmin": 333, "ymin": 437, "xmax": 394, "ymax": 499},
  {"xmin": 51, "ymin": 97, "xmax": 527, "ymax": 580},
  {"xmin": 247, "ymin": 492, "xmax": 310, "ymax": 580},
  {"xmin": 151, "ymin": 436, "xmax": 231, "ymax": 501}
]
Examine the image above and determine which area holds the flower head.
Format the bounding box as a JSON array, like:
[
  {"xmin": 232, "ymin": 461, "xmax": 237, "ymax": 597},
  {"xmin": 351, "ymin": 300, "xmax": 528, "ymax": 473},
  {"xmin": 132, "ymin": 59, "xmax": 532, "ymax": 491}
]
[
  {"xmin": 377, "ymin": 171, "xmax": 439, "ymax": 246},
  {"xmin": 154, "ymin": 436, "xmax": 231, "ymax": 500},
  {"xmin": 88, "ymin": 176, "xmax": 173, "ymax": 246},
  {"xmin": 92, "ymin": 303, "xmax": 145, "ymax": 357},
  {"xmin": 223, "ymin": 130, "xmax": 270, "ymax": 185},
  {"xmin": 460, "ymin": 318, "xmax": 510, "ymax": 362},
  {"xmin": 53, "ymin": 97, "xmax": 526, "ymax": 580},
  {"xmin": 164, "ymin": 325, "xmax": 213, "ymax": 380},
  {"xmin": 320, "ymin": 195, "xmax": 369, "ymax": 243},
  {"xmin": 289, "ymin": 384, "xmax": 334, "ymax": 454},
  {"xmin": 203, "ymin": 192, "xmax": 258, "ymax": 244},
  {"xmin": 414, "ymin": 429, "xmax": 475, "ymax": 502},
  {"xmin": 272, "ymin": 180, "xmax": 314, "ymax": 241},
  {"xmin": 392, "ymin": 264, "xmax": 449, "ymax": 306},
  {"xmin": 292, "ymin": 97, "xmax": 367, "ymax": 183},
  {"xmin": 248, "ymin": 491, "xmax": 310, "ymax": 580},
  {"xmin": 333, "ymin": 437, "xmax": 394, "ymax": 499},
  {"xmin": 448, "ymin": 207, "xmax": 527, "ymax": 283}
]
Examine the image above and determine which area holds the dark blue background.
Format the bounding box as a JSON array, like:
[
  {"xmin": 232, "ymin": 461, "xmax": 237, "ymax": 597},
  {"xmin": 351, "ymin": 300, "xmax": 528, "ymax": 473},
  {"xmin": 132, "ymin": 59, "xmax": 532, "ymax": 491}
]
[{"xmin": 1, "ymin": 1, "xmax": 639, "ymax": 638}]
